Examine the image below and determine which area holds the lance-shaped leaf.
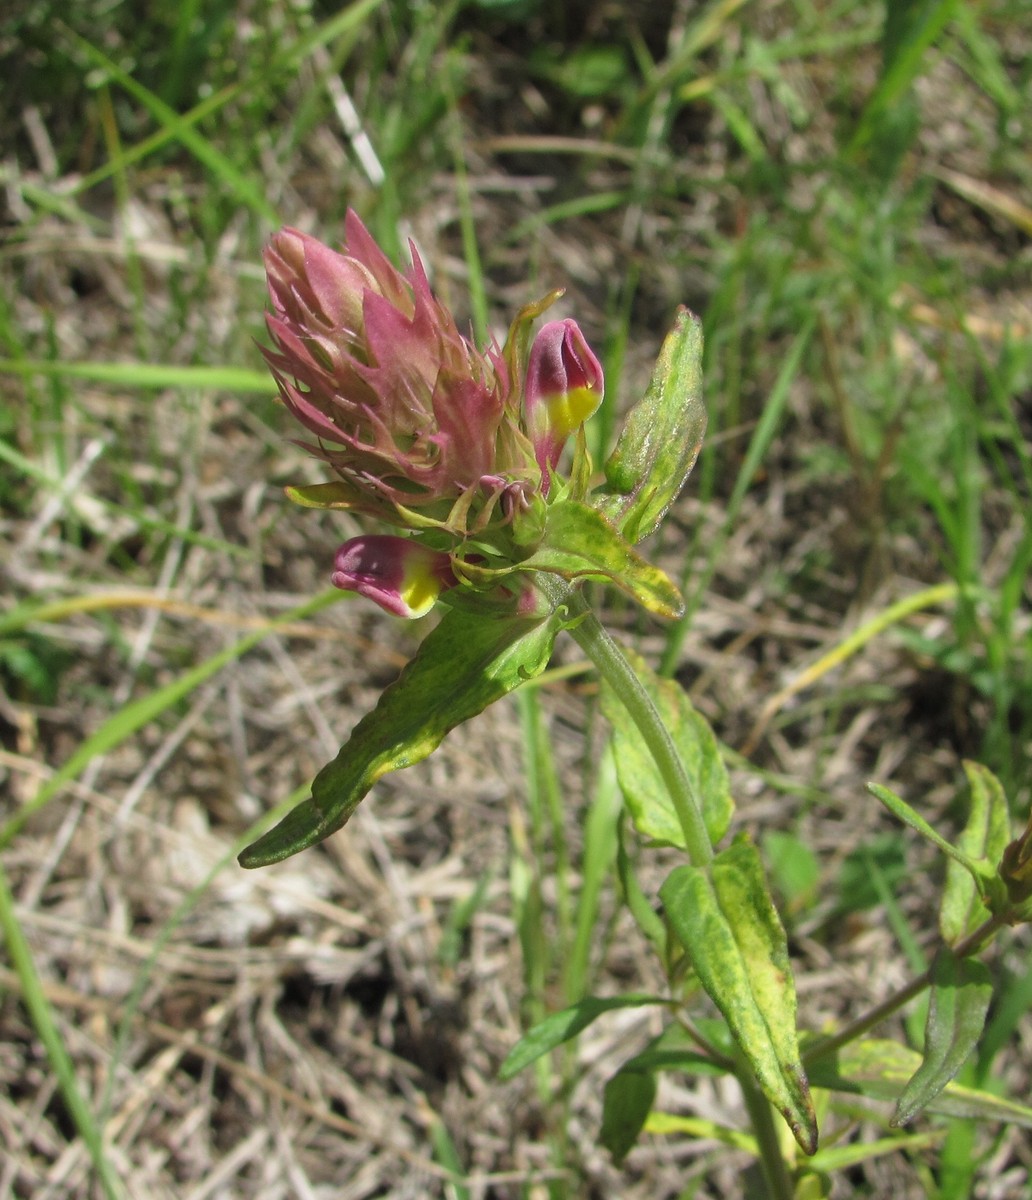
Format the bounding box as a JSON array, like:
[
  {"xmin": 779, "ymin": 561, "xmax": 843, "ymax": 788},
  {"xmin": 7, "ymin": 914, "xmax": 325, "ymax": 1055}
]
[
  {"xmin": 239, "ymin": 606, "xmax": 565, "ymax": 867},
  {"xmin": 645, "ymin": 1112, "xmax": 757, "ymax": 1154},
  {"xmin": 940, "ymin": 761, "xmax": 1011, "ymax": 942},
  {"xmin": 498, "ymin": 993, "xmax": 665, "ymax": 1080},
  {"xmin": 596, "ymin": 307, "xmax": 706, "ymax": 544},
  {"xmin": 806, "ymin": 1038, "xmax": 1032, "ymax": 1127},
  {"xmin": 601, "ymin": 645, "xmax": 733, "ymax": 850},
  {"xmin": 660, "ymin": 839, "xmax": 817, "ymax": 1153},
  {"xmin": 519, "ymin": 499, "xmax": 683, "ymax": 618},
  {"xmin": 893, "ymin": 947, "xmax": 992, "ymax": 1127},
  {"xmin": 868, "ymin": 781, "xmax": 1010, "ymax": 916},
  {"xmin": 619, "ymin": 1020, "xmax": 733, "ymax": 1079}
]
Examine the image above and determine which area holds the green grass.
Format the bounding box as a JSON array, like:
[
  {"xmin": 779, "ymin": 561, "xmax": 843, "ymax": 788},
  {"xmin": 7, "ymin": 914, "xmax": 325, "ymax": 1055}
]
[{"xmin": 1, "ymin": 0, "xmax": 1030, "ymax": 1194}]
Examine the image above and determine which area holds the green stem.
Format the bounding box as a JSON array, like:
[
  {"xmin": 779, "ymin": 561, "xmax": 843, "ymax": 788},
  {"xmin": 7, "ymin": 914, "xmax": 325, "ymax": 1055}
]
[
  {"xmin": 738, "ymin": 1068, "xmax": 795, "ymax": 1200},
  {"xmin": 538, "ymin": 576, "xmax": 712, "ymax": 868},
  {"xmin": 539, "ymin": 579, "xmax": 798, "ymax": 1188}
]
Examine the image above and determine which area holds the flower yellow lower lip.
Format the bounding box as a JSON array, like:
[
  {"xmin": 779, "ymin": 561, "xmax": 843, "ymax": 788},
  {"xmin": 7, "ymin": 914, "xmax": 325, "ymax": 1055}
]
[
  {"xmin": 546, "ymin": 385, "xmax": 600, "ymax": 443},
  {"xmin": 397, "ymin": 570, "xmax": 443, "ymax": 617}
]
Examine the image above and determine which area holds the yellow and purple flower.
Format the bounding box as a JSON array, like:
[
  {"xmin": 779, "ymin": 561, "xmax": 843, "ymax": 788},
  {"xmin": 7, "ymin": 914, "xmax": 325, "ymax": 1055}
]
[
  {"xmin": 523, "ymin": 318, "xmax": 604, "ymax": 488},
  {"xmin": 262, "ymin": 211, "xmax": 611, "ymax": 617},
  {"xmin": 331, "ymin": 535, "xmax": 456, "ymax": 619}
]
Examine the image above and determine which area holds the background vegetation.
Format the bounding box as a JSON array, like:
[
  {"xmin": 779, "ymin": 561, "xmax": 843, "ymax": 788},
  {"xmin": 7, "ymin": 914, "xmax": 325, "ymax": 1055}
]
[{"xmin": 0, "ymin": 0, "xmax": 1029, "ymax": 1196}]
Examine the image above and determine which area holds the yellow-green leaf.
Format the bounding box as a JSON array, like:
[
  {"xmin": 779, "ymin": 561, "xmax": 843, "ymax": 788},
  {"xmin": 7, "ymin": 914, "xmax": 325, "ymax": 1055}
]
[
  {"xmin": 498, "ymin": 993, "xmax": 665, "ymax": 1080},
  {"xmin": 940, "ymin": 761, "xmax": 1010, "ymax": 941},
  {"xmin": 868, "ymin": 781, "xmax": 1008, "ymax": 914},
  {"xmin": 239, "ymin": 607, "xmax": 565, "ymax": 867},
  {"xmin": 601, "ymin": 1070, "xmax": 656, "ymax": 1164},
  {"xmin": 807, "ymin": 1038, "xmax": 1032, "ymax": 1128},
  {"xmin": 660, "ymin": 840, "xmax": 817, "ymax": 1153},
  {"xmin": 521, "ymin": 500, "xmax": 683, "ymax": 617}
]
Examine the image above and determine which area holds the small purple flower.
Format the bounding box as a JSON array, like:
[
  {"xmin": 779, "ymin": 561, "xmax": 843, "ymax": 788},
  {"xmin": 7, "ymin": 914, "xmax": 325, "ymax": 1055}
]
[
  {"xmin": 331, "ymin": 535, "xmax": 456, "ymax": 618},
  {"xmin": 524, "ymin": 319, "xmax": 604, "ymax": 486}
]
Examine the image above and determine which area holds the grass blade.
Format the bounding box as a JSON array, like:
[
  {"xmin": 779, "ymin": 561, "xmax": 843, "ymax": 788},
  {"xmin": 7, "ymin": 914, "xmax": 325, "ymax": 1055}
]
[{"xmin": 0, "ymin": 863, "xmax": 124, "ymax": 1200}]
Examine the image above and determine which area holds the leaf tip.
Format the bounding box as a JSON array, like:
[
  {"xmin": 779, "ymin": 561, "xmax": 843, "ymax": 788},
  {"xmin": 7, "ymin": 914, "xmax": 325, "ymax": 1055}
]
[{"xmin": 783, "ymin": 1066, "xmax": 818, "ymax": 1155}]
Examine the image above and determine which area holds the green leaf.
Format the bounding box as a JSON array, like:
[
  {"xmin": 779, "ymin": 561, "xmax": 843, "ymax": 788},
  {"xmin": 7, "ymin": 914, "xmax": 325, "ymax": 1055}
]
[
  {"xmin": 0, "ymin": 864, "xmax": 123, "ymax": 1200},
  {"xmin": 806, "ymin": 1038, "xmax": 1032, "ymax": 1127},
  {"xmin": 601, "ymin": 646, "xmax": 733, "ymax": 850},
  {"xmin": 239, "ymin": 607, "xmax": 566, "ymax": 867},
  {"xmin": 498, "ymin": 993, "xmax": 665, "ymax": 1080},
  {"xmin": 438, "ymin": 872, "xmax": 493, "ymax": 969},
  {"xmin": 600, "ymin": 1070, "xmax": 656, "ymax": 1164},
  {"xmin": 596, "ymin": 307, "xmax": 706, "ymax": 544},
  {"xmin": 660, "ymin": 840, "xmax": 817, "ymax": 1154},
  {"xmin": 940, "ymin": 761, "xmax": 1011, "ymax": 942},
  {"xmin": 535, "ymin": 43, "xmax": 630, "ymax": 99},
  {"xmin": 893, "ymin": 948, "xmax": 992, "ymax": 1127},
  {"xmin": 521, "ymin": 500, "xmax": 683, "ymax": 617},
  {"xmin": 763, "ymin": 831, "xmax": 820, "ymax": 914},
  {"xmin": 867, "ymin": 782, "xmax": 1007, "ymax": 913},
  {"xmin": 807, "ymin": 1130, "xmax": 944, "ymax": 1175},
  {"xmin": 427, "ymin": 1115, "xmax": 471, "ymax": 1200},
  {"xmin": 849, "ymin": 0, "xmax": 959, "ymax": 159},
  {"xmin": 0, "ymin": 357, "xmax": 272, "ymax": 392},
  {"xmin": 833, "ymin": 833, "xmax": 907, "ymax": 915}
]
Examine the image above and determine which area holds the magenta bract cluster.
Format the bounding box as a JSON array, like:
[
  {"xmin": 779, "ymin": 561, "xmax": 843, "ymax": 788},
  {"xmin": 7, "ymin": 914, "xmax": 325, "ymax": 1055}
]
[{"xmin": 263, "ymin": 211, "xmax": 604, "ymax": 617}]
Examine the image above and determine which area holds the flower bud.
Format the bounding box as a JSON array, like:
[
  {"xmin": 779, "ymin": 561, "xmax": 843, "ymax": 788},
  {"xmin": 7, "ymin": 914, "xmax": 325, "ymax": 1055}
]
[
  {"xmin": 331, "ymin": 535, "xmax": 456, "ymax": 618},
  {"xmin": 524, "ymin": 319, "xmax": 604, "ymax": 484}
]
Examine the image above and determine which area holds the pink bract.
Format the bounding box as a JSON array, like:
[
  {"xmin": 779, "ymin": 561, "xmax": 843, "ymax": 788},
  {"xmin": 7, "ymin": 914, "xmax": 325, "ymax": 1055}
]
[{"xmin": 263, "ymin": 211, "xmax": 536, "ymax": 526}]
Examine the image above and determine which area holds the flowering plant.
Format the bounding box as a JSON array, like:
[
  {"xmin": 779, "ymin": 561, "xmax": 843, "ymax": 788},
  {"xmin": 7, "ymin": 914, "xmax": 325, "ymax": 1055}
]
[
  {"xmin": 243, "ymin": 210, "xmax": 818, "ymax": 1143},
  {"xmin": 238, "ymin": 213, "xmax": 1030, "ymax": 1189},
  {"xmin": 260, "ymin": 211, "xmax": 688, "ymax": 622}
]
